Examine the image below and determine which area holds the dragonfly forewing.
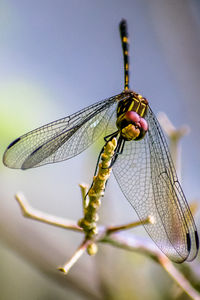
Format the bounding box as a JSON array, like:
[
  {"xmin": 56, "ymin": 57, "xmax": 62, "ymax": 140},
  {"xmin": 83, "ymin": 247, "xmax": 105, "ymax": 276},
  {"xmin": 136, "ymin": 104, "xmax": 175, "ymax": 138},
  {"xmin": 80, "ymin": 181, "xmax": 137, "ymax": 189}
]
[{"xmin": 3, "ymin": 95, "xmax": 120, "ymax": 169}]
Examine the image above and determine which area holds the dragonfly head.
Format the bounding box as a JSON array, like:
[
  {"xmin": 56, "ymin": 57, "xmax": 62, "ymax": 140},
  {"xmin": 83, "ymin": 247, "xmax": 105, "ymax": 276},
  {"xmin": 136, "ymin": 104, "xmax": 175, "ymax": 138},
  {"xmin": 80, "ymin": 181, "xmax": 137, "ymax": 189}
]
[
  {"xmin": 116, "ymin": 92, "xmax": 149, "ymax": 141},
  {"xmin": 119, "ymin": 111, "xmax": 148, "ymax": 141}
]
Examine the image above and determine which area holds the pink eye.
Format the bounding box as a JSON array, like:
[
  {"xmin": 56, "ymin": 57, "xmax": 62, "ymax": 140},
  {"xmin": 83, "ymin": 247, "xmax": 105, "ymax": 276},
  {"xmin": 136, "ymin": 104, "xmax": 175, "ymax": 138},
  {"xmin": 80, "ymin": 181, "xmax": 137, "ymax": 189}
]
[
  {"xmin": 125, "ymin": 111, "xmax": 140, "ymax": 123},
  {"xmin": 139, "ymin": 118, "xmax": 148, "ymax": 131}
]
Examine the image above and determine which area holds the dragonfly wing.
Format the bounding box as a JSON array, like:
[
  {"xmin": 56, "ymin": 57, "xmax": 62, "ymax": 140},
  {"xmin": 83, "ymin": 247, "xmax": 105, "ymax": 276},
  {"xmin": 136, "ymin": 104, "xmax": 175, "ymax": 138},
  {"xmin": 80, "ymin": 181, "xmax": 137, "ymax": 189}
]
[
  {"xmin": 147, "ymin": 107, "xmax": 199, "ymax": 261},
  {"xmin": 113, "ymin": 107, "xmax": 199, "ymax": 262},
  {"xmin": 3, "ymin": 95, "xmax": 119, "ymax": 169}
]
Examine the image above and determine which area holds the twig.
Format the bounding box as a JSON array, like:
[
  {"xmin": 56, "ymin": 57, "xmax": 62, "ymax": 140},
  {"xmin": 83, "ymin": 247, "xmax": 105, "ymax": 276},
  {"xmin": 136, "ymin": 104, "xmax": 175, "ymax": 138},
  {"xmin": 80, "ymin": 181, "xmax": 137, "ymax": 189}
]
[
  {"xmin": 159, "ymin": 257, "xmax": 200, "ymax": 300},
  {"xmin": 106, "ymin": 215, "xmax": 155, "ymax": 234},
  {"xmin": 79, "ymin": 184, "xmax": 89, "ymax": 212},
  {"xmin": 100, "ymin": 232, "xmax": 200, "ymax": 300},
  {"xmin": 58, "ymin": 238, "xmax": 90, "ymax": 274},
  {"xmin": 15, "ymin": 193, "xmax": 82, "ymax": 232}
]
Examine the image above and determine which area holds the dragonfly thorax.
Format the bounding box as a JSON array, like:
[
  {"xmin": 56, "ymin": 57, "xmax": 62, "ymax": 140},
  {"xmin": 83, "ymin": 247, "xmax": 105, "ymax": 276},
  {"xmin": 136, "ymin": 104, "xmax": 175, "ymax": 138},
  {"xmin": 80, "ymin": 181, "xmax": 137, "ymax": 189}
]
[{"xmin": 116, "ymin": 91, "xmax": 149, "ymax": 141}]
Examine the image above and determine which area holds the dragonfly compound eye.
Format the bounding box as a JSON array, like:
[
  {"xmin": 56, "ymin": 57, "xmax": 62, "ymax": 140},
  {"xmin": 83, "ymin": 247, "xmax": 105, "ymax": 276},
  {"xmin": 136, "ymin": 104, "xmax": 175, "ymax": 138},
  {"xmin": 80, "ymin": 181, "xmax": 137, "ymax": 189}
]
[
  {"xmin": 139, "ymin": 118, "xmax": 148, "ymax": 132},
  {"xmin": 124, "ymin": 111, "xmax": 140, "ymax": 123}
]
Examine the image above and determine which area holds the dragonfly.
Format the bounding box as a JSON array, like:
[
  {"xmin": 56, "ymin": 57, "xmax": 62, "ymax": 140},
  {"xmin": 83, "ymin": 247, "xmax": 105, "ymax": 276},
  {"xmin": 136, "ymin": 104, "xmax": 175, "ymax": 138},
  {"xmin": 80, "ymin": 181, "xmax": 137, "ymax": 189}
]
[{"xmin": 3, "ymin": 19, "xmax": 199, "ymax": 263}]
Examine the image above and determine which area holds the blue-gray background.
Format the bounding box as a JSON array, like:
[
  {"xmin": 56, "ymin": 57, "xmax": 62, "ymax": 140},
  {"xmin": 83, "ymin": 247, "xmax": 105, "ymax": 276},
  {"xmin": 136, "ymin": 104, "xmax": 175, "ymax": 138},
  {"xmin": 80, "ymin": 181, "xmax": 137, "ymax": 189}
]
[{"xmin": 0, "ymin": 1, "xmax": 200, "ymax": 299}]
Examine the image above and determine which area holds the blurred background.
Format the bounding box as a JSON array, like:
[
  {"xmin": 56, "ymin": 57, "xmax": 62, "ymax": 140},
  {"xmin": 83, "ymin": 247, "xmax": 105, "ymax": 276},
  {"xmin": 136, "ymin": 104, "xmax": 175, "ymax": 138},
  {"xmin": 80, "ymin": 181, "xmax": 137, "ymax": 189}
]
[{"xmin": 0, "ymin": 0, "xmax": 200, "ymax": 299}]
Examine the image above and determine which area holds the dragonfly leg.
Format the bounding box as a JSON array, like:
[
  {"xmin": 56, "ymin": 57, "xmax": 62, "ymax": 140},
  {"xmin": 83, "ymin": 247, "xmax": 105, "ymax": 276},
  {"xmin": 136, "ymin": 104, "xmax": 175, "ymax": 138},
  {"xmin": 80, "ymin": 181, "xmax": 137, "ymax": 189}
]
[
  {"xmin": 104, "ymin": 130, "xmax": 119, "ymax": 143},
  {"xmin": 101, "ymin": 135, "xmax": 125, "ymax": 170},
  {"xmin": 84, "ymin": 147, "xmax": 104, "ymax": 200},
  {"xmin": 86, "ymin": 131, "xmax": 120, "ymax": 198},
  {"xmin": 94, "ymin": 145, "xmax": 106, "ymax": 177},
  {"xmin": 108, "ymin": 137, "xmax": 125, "ymax": 168},
  {"xmin": 85, "ymin": 139, "xmax": 113, "ymax": 199}
]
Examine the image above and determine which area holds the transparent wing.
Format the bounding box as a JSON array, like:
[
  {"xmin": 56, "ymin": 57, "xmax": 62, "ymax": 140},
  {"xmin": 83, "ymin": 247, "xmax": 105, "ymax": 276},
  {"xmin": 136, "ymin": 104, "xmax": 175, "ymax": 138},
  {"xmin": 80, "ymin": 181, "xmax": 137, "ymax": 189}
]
[
  {"xmin": 3, "ymin": 95, "xmax": 120, "ymax": 169},
  {"xmin": 113, "ymin": 106, "xmax": 199, "ymax": 262}
]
